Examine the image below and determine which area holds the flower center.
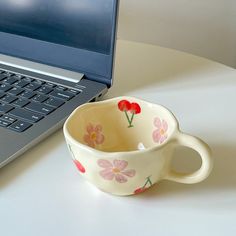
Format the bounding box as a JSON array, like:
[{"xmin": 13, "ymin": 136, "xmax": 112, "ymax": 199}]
[
  {"xmin": 160, "ymin": 129, "xmax": 165, "ymax": 135},
  {"xmin": 90, "ymin": 132, "xmax": 97, "ymax": 140},
  {"xmin": 112, "ymin": 168, "xmax": 120, "ymax": 173}
]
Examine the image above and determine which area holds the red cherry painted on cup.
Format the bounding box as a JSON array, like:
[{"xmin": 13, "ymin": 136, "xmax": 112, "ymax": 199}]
[
  {"xmin": 130, "ymin": 103, "xmax": 141, "ymax": 114},
  {"xmin": 73, "ymin": 159, "xmax": 86, "ymax": 173},
  {"xmin": 118, "ymin": 100, "xmax": 131, "ymax": 111},
  {"xmin": 134, "ymin": 187, "xmax": 147, "ymax": 194}
]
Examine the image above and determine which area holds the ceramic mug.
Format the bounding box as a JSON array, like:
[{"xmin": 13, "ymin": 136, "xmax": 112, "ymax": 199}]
[{"xmin": 63, "ymin": 96, "xmax": 213, "ymax": 196}]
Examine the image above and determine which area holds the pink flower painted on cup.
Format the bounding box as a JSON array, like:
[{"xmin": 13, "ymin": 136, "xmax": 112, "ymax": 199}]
[
  {"xmin": 97, "ymin": 159, "xmax": 136, "ymax": 183},
  {"xmin": 83, "ymin": 123, "xmax": 105, "ymax": 148},
  {"xmin": 152, "ymin": 117, "xmax": 168, "ymax": 144}
]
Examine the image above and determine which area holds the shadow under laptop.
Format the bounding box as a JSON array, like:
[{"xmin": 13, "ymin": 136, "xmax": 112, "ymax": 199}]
[
  {"xmin": 132, "ymin": 143, "xmax": 236, "ymax": 203},
  {"xmin": 0, "ymin": 130, "xmax": 64, "ymax": 189}
]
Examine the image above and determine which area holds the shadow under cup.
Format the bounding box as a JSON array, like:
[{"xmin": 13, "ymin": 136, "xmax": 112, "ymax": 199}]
[{"xmin": 66, "ymin": 98, "xmax": 177, "ymax": 153}]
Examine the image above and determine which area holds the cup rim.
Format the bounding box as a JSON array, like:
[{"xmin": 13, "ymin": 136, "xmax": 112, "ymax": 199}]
[{"xmin": 63, "ymin": 96, "xmax": 180, "ymax": 157}]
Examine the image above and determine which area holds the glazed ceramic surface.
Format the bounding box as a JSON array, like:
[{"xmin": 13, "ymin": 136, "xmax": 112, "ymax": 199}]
[{"xmin": 63, "ymin": 97, "xmax": 213, "ymax": 196}]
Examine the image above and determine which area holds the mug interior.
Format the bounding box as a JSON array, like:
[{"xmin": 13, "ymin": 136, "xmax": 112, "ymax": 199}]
[{"xmin": 66, "ymin": 98, "xmax": 177, "ymax": 152}]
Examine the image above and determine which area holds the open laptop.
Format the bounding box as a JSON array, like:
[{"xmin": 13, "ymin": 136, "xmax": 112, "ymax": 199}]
[{"xmin": 0, "ymin": 0, "xmax": 119, "ymax": 168}]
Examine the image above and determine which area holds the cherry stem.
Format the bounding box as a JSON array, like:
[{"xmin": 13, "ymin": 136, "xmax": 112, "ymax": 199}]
[
  {"xmin": 147, "ymin": 176, "xmax": 152, "ymax": 186},
  {"xmin": 125, "ymin": 110, "xmax": 134, "ymax": 127},
  {"xmin": 68, "ymin": 144, "xmax": 75, "ymax": 159},
  {"xmin": 124, "ymin": 110, "xmax": 131, "ymax": 124},
  {"xmin": 143, "ymin": 176, "xmax": 152, "ymax": 188},
  {"xmin": 129, "ymin": 112, "xmax": 135, "ymax": 126}
]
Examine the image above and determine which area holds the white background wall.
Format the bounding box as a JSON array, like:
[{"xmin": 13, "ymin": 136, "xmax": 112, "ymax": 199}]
[{"xmin": 118, "ymin": 0, "xmax": 236, "ymax": 68}]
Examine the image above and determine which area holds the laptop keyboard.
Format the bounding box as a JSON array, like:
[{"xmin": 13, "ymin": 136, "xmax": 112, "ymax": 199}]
[{"xmin": 0, "ymin": 69, "xmax": 80, "ymax": 132}]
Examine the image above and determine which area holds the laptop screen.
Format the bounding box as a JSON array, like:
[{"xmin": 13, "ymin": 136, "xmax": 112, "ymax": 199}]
[
  {"xmin": 0, "ymin": 0, "xmax": 113, "ymax": 55},
  {"xmin": 0, "ymin": 0, "xmax": 118, "ymax": 85}
]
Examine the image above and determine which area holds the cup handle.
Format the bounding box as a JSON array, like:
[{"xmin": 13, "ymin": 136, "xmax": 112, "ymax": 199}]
[{"xmin": 164, "ymin": 132, "xmax": 213, "ymax": 184}]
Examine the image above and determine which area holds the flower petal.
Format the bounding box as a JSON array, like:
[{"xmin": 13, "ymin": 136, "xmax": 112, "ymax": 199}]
[
  {"xmin": 121, "ymin": 169, "xmax": 136, "ymax": 177},
  {"xmin": 97, "ymin": 159, "xmax": 113, "ymax": 168},
  {"xmin": 86, "ymin": 123, "xmax": 94, "ymax": 133},
  {"xmin": 99, "ymin": 169, "xmax": 114, "ymax": 180},
  {"xmin": 162, "ymin": 120, "xmax": 168, "ymax": 132},
  {"xmin": 152, "ymin": 130, "xmax": 161, "ymax": 143},
  {"xmin": 115, "ymin": 174, "xmax": 127, "ymax": 183},
  {"xmin": 95, "ymin": 133, "xmax": 105, "ymax": 145},
  {"xmin": 154, "ymin": 117, "xmax": 161, "ymax": 128},
  {"xmin": 95, "ymin": 124, "xmax": 102, "ymax": 132},
  {"xmin": 83, "ymin": 134, "xmax": 90, "ymax": 142},
  {"xmin": 160, "ymin": 135, "xmax": 167, "ymax": 144},
  {"xmin": 83, "ymin": 134, "xmax": 95, "ymax": 147},
  {"xmin": 113, "ymin": 160, "xmax": 128, "ymax": 171}
]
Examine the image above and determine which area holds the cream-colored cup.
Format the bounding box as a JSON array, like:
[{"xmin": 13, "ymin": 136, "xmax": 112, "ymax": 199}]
[{"xmin": 63, "ymin": 96, "xmax": 213, "ymax": 196}]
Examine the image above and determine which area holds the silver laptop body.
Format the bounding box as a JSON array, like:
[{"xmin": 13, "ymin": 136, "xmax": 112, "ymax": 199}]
[{"xmin": 0, "ymin": 0, "xmax": 119, "ymax": 167}]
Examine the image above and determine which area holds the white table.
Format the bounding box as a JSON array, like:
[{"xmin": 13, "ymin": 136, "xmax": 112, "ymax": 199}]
[{"xmin": 1, "ymin": 40, "xmax": 236, "ymax": 236}]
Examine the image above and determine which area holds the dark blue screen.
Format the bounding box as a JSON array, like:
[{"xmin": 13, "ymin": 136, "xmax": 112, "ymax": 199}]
[{"xmin": 0, "ymin": 0, "xmax": 113, "ymax": 54}]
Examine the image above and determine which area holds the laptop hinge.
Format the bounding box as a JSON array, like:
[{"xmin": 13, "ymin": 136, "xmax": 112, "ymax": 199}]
[{"xmin": 0, "ymin": 53, "xmax": 84, "ymax": 83}]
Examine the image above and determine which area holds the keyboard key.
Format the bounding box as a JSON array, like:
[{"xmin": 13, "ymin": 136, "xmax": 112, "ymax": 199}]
[
  {"xmin": 44, "ymin": 97, "xmax": 65, "ymax": 108},
  {"xmin": 23, "ymin": 77, "xmax": 34, "ymax": 82},
  {"xmin": 2, "ymin": 71, "xmax": 14, "ymax": 77},
  {"xmin": 2, "ymin": 76, "xmax": 18, "ymax": 85},
  {"xmin": 0, "ymin": 92, "xmax": 5, "ymax": 99},
  {"xmin": 9, "ymin": 120, "xmax": 32, "ymax": 132},
  {"xmin": 0, "ymin": 69, "xmax": 5, "ymax": 74},
  {"xmin": 45, "ymin": 82, "xmax": 56, "ymax": 88},
  {"xmin": 50, "ymin": 90, "xmax": 74, "ymax": 101},
  {"xmin": 13, "ymin": 74, "xmax": 24, "ymax": 79},
  {"xmin": 56, "ymin": 85, "xmax": 67, "ymax": 91},
  {"xmin": 36, "ymin": 85, "xmax": 53, "ymax": 94},
  {"xmin": 9, "ymin": 107, "xmax": 44, "ymax": 123},
  {"xmin": 25, "ymin": 102, "xmax": 55, "ymax": 115},
  {"xmin": 1, "ymin": 115, "xmax": 16, "ymax": 123},
  {"xmin": 25, "ymin": 82, "xmax": 41, "ymax": 91},
  {"xmin": 34, "ymin": 79, "xmax": 45, "ymax": 85},
  {"xmin": 12, "ymin": 98, "xmax": 30, "ymax": 107},
  {"xmin": 0, "ymin": 74, "xmax": 7, "ymax": 81},
  {"xmin": 0, "ymin": 119, "xmax": 11, "ymax": 127},
  {"xmin": 20, "ymin": 90, "xmax": 36, "ymax": 99},
  {"xmin": 8, "ymin": 87, "xmax": 25, "ymax": 96},
  {"xmin": 32, "ymin": 94, "xmax": 48, "ymax": 103},
  {"xmin": 13, "ymin": 79, "xmax": 29, "ymax": 88},
  {"xmin": 0, "ymin": 94, "xmax": 17, "ymax": 103},
  {"xmin": 68, "ymin": 89, "xmax": 80, "ymax": 94},
  {"xmin": 0, "ymin": 103, "xmax": 14, "ymax": 113},
  {"xmin": 0, "ymin": 84, "xmax": 12, "ymax": 92}
]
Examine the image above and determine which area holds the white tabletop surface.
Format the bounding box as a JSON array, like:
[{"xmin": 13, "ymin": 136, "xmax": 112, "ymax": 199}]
[{"xmin": 1, "ymin": 40, "xmax": 236, "ymax": 236}]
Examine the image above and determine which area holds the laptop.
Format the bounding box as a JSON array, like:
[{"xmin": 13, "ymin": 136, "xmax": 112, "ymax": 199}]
[{"xmin": 0, "ymin": 0, "xmax": 119, "ymax": 168}]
